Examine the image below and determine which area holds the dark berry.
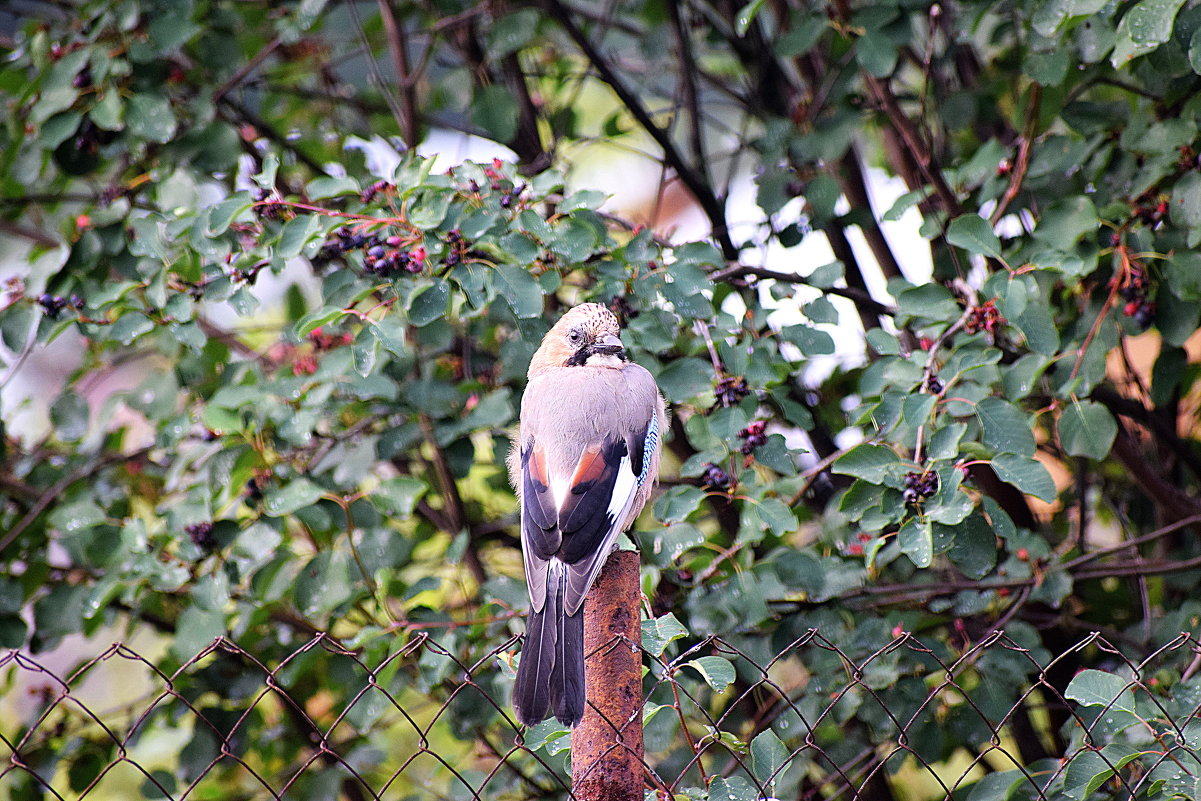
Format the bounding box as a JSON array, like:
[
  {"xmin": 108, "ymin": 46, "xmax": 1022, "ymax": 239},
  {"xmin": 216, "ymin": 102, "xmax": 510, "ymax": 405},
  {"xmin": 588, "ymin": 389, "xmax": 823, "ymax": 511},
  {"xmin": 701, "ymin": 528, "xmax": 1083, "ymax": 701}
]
[
  {"xmin": 701, "ymin": 462, "xmax": 731, "ymax": 492},
  {"xmin": 185, "ymin": 522, "xmax": 216, "ymax": 552},
  {"xmin": 1133, "ymin": 304, "xmax": 1155, "ymax": 329},
  {"xmin": 70, "ymin": 294, "xmax": 85, "ymax": 310},
  {"xmin": 925, "ymin": 375, "xmax": 943, "ymax": 394},
  {"xmin": 739, "ymin": 420, "xmax": 768, "ymax": 454},
  {"xmin": 714, "ymin": 376, "xmax": 750, "ymax": 408},
  {"xmin": 37, "ymin": 294, "xmax": 67, "ymax": 318}
]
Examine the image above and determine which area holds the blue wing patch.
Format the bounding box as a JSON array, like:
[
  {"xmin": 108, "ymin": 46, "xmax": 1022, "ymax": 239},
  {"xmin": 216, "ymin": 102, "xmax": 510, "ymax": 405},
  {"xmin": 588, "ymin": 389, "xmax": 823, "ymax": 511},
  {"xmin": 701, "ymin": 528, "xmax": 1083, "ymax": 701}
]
[{"xmin": 637, "ymin": 412, "xmax": 659, "ymax": 488}]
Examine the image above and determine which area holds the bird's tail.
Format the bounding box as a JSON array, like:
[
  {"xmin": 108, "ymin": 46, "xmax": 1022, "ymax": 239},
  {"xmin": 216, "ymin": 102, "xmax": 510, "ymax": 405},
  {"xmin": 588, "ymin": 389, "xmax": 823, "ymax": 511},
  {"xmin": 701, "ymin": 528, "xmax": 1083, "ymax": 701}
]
[{"xmin": 513, "ymin": 563, "xmax": 585, "ymax": 727}]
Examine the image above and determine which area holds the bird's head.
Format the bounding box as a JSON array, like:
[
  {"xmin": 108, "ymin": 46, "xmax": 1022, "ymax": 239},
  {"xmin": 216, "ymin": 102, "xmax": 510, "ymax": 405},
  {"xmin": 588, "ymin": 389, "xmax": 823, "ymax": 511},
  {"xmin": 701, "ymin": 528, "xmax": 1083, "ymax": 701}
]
[{"xmin": 530, "ymin": 303, "xmax": 628, "ymax": 375}]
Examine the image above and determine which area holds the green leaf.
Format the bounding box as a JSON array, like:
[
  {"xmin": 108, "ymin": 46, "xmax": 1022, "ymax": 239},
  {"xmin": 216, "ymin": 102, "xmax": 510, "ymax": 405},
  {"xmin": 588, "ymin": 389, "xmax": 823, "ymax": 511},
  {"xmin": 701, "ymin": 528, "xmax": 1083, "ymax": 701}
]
[
  {"xmin": 488, "ymin": 9, "xmax": 540, "ymax": 57},
  {"xmin": 751, "ymin": 729, "xmax": 789, "ymax": 785},
  {"xmin": 408, "ymin": 280, "xmax": 450, "ymax": 327},
  {"xmin": 369, "ymin": 316, "xmax": 407, "ymax": 357},
  {"xmin": 471, "ymin": 85, "xmax": 519, "ymax": 143},
  {"xmin": 898, "ymin": 517, "xmax": 933, "ymax": 568},
  {"xmin": 371, "ymin": 477, "xmax": 427, "ymax": 518},
  {"xmin": 832, "ymin": 444, "xmax": 902, "ymax": 483},
  {"xmin": 1066, "ymin": 669, "xmax": 1138, "ymax": 714},
  {"xmin": 51, "ymin": 392, "xmax": 90, "ymax": 441},
  {"xmin": 685, "ymin": 656, "xmax": 736, "ymax": 692},
  {"xmin": 708, "ymin": 776, "xmax": 758, "ymax": 801},
  {"xmin": 206, "ymin": 192, "xmax": 253, "ymax": 236},
  {"xmin": 642, "ymin": 613, "xmax": 688, "ymax": 656},
  {"xmin": 1111, "ymin": 0, "xmax": 1187, "ymax": 68},
  {"xmin": 947, "ymin": 514, "xmax": 999, "ymax": 579},
  {"xmin": 735, "ymin": 0, "xmax": 766, "ymax": 35},
  {"xmin": 946, "ymin": 214, "xmax": 1001, "ymax": 258},
  {"xmin": 277, "ymin": 214, "xmax": 320, "ymax": 259},
  {"xmin": 125, "ymin": 93, "xmax": 177, "ymax": 143},
  {"xmin": 1032, "ymin": 197, "xmax": 1099, "ymax": 249},
  {"xmin": 976, "ymin": 397, "xmax": 1036, "ymax": 457},
  {"xmin": 1057, "ymin": 401, "xmax": 1117, "ymax": 459},
  {"xmin": 263, "ymin": 479, "xmax": 326, "ymax": 517},
  {"xmin": 295, "ymin": 306, "xmax": 345, "ymax": 337},
  {"xmin": 493, "ymin": 263, "xmax": 543, "ymax": 318},
  {"xmin": 991, "ymin": 454, "xmax": 1056, "ymax": 502},
  {"xmin": 110, "ymin": 314, "xmax": 155, "ymax": 346},
  {"xmin": 654, "ymin": 485, "xmax": 706, "ymax": 523},
  {"xmin": 1170, "ymin": 171, "xmax": 1201, "ymax": 230},
  {"xmin": 294, "ymin": 551, "xmax": 354, "ymax": 617},
  {"xmin": 655, "ymin": 358, "xmax": 714, "ymax": 403}
]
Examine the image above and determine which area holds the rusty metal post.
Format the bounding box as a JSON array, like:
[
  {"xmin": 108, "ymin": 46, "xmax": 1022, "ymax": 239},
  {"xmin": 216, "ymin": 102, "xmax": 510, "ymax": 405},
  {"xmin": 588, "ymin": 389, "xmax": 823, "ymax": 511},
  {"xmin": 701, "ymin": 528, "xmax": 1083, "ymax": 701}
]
[{"xmin": 571, "ymin": 549, "xmax": 644, "ymax": 800}]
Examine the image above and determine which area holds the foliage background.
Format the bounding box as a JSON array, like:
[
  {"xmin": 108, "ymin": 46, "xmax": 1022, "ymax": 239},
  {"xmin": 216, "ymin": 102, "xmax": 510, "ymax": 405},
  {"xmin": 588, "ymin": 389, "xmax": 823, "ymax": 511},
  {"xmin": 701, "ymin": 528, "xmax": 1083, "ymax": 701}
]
[{"xmin": 4, "ymin": 0, "xmax": 1201, "ymax": 798}]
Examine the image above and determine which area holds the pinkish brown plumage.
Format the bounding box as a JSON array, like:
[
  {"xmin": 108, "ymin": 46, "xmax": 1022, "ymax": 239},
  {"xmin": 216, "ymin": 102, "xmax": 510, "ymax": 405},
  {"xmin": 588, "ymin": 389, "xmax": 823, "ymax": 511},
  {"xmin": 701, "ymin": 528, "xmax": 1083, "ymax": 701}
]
[{"xmin": 510, "ymin": 303, "xmax": 666, "ymax": 727}]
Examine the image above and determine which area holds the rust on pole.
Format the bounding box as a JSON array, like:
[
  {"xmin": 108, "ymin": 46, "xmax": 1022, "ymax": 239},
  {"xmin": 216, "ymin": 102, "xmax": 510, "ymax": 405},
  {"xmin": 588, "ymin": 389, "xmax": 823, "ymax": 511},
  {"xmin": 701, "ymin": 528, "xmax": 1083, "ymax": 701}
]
[{"xmin": 571, "ymin": 548, "xmax": 644, "ymax": 801}]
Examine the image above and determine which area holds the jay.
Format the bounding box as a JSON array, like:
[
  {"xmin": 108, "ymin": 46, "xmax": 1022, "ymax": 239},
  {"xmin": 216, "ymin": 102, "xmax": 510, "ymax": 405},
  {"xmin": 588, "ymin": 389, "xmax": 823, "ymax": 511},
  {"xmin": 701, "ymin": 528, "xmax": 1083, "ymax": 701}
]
[{"xmin": 510, "ymin": 303, "xmax": 666, "ymax": 727}]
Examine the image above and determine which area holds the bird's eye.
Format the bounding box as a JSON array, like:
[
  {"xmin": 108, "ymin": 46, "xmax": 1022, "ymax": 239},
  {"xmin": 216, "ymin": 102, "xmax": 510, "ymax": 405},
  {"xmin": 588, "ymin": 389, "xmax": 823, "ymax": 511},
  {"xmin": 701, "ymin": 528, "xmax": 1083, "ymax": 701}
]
[{"xmin": 567, "ymin": 330, "xmax": 583, "ymax": 344}]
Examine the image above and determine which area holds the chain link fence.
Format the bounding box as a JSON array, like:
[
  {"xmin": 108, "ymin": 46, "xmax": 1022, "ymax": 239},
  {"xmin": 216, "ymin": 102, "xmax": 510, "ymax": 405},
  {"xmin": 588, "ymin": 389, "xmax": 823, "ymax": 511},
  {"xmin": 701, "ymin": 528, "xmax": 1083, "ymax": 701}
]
[{"xmin": 3, "ymin": 628, "xmax": 1201, "ymax": 800}]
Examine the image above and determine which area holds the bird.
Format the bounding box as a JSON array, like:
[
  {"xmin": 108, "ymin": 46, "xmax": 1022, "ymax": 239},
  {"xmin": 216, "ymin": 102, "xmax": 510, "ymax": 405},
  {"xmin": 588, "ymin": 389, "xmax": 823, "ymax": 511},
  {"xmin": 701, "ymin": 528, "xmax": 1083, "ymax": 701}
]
[{"xmin": 509, "ymin": 302, "xmax": 666, "ymax": 727}]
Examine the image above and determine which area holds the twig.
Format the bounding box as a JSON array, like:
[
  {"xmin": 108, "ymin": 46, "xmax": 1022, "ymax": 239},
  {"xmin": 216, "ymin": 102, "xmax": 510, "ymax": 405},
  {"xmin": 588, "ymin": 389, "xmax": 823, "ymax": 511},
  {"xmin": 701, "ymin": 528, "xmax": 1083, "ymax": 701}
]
[
  {"xmin": 376, "ymin": 0, "xmax": 420, "ymax": 148},
  {"xmin": 212, "ymin": 35, "xmax": 280, "ymax": 103},
  {"xmin": 0, "ymin": 448, "xmax": 151, "ymax": 554},
  {"xmin": 545, "ymin": 0, "xmax": 737, "ymax": 260},
  {"xmin": 417, "ymin": 413, "xmax": 487, "ymax": 587},
  {"xmin": 913, "ymin": 288, "xmax": 975, "ymax": 464},
  {"xmin": 668, "ymin": 0, "xmax": 707, "ymax": 175},
  {"xmin": 710, "ymin": 263, "xmax": 896, "ymax": 318},
  {"xmin": 990, "ymin": 84, "xmax": 1041, "ymax": 225}
]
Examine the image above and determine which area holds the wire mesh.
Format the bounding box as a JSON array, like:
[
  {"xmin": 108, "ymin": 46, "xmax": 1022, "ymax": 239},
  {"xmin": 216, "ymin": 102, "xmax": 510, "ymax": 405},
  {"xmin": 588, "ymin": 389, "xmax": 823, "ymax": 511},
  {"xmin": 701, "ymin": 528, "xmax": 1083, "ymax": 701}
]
[{"xmin": 3, "ymin": 629, "xmax": 1200, "ymax": 800}]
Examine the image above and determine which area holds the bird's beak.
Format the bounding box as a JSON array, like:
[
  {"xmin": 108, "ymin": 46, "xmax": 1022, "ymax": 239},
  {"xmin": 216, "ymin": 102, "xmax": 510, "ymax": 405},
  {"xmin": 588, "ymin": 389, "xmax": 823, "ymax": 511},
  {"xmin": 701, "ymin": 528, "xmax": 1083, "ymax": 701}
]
[{"xmin": 592, "ymin": 334, "xmax": 625, "ymax": 355}]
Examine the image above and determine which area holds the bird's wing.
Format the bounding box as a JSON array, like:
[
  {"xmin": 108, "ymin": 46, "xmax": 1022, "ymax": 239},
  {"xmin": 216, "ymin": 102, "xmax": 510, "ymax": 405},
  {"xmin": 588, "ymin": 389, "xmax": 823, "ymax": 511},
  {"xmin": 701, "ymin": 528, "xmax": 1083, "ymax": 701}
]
[
  {"xmin": 557, "ymin": 410, "xmax": 660, "ymax": 616},
  {"xmin": 521, "ymin": 443, "xmax": 560, "ymax": 613}
]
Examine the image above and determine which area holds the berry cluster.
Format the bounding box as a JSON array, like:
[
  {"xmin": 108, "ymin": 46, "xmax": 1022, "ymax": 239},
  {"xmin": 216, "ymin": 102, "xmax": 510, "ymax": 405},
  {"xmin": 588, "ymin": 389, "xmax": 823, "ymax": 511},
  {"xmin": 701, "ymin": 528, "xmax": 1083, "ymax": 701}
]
[
  {"xmin": 844, "ymin": 531, "xmax": 873, "ymax": 557},
  {"xmin": 361, "ymin": 180, "xmax": 395, "ymax": 204},
  {"xmin": 903, "ymin": 471, "xmax": 939, "ymax": 505},
  {"xmin": 1178, "ymin": 145, "xmax": 1201, "ymax": 172},
  {"xmin": 714, "ymin": 375, "xmax": 750, "ymax": 408},
  {"xmin": 253, "ymin": 188, "xmax": 286, "ymax": 220},
  {"xmin": 319, "ymin": 228, "xmax": 426, "ymax": 277},
  {"xmin": 1132, "ymin": 195, "xmax": 1168, "ymax": 228},
  {"xmin": 1120, "ymin": 265, "xmax": 1155, "ymax": 330},
  {"xmin": 184, "ymin": 521, "xmax": 216, "ymax": 552},
  {"xmin": 308, "ymin": 326, "xmax": 353, "ymax": 350},
  {"xmin": 739, "ymin": 420, "xmax": 767, "ymax": 454},
  {"xmin": 37, "ymin": 293, "xmax": 85, "ymax": 318},
  {"xmin": 443, "ymin": 229, "xmax": 467, "ymax": 267},
  {"xmin": 700, "ymin": 462, "xmax": 731, "ymax": 492},
  {"xmin": 925, "ymin": 375, "xmax": 944, "ymax": 394},
  {"xmin": 482, "ymin": 159, "xmax": 526, "ymax": 208},
  {"xmin": 964, "ymin": 299, "xmax": 1004, "ymax": 335}
]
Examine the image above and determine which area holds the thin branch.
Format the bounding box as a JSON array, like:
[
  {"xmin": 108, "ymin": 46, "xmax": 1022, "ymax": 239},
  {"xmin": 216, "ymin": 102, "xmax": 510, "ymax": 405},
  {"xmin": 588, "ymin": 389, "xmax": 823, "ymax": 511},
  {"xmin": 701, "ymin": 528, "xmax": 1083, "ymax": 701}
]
[
  {"xmin": 212, "ymin": 35, "xmax": 281, "ymax": 103},
  {"xmin": 668, "ymin": 0, "xmax": 707, "ymax": 174},
  {"xmin": 0, "ymin": 220, "xmax": 60, "ymax": 248},
  {"xmin": 544, "ymin": 0, "xmax": 737, "ymax": 259},
  {"xmin": 377, "ymin": 0, "xmax": 420, "ymax": 148},
  {"xmin": 709, "ymin": 263, "xmax": 896, "ymax": 318},
  {"xmin": 990, "ymin": 84, "xmax": 1041, "ymax": 225},
  {"xmin": 836, "ymin": 146, "xmax": 904, "ymax": 280},
  {"xmin": 0, "ymin": 449, "xmax": 151, "ymax": 554},
  {"xmin": 418, "ymin": 413, "xmax": 487, "ymax": 587}
]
